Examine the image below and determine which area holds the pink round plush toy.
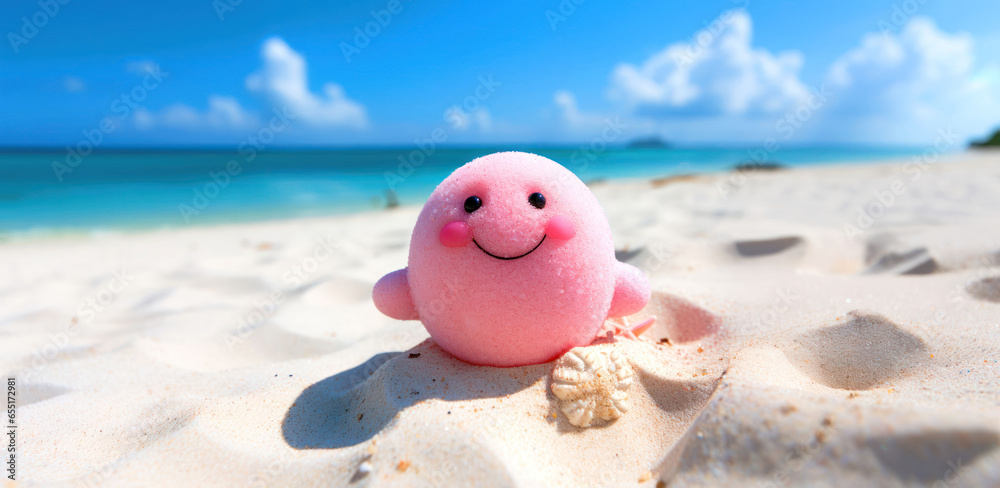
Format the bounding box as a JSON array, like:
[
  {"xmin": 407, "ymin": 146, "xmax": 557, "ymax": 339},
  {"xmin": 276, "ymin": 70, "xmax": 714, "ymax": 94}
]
[{"xmin": 372, "ymin": 151, "xmax": 650, "ymax": 367}]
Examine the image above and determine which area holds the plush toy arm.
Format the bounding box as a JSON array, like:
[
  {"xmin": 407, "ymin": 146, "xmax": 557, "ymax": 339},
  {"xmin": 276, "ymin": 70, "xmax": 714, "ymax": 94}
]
[
  {"xmin": 372, "ymin": 268, "xmax": 419, "ymax": 320},
  {"xmin": 608, "ymin": 261, "xmax": 651, "ymax": 318}
]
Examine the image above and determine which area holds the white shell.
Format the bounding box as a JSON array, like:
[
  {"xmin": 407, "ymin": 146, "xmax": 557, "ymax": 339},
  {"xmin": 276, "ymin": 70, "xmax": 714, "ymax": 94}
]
[{"xmin": 551, "ymin": 347, "xmax": 634, "ymax": 427}]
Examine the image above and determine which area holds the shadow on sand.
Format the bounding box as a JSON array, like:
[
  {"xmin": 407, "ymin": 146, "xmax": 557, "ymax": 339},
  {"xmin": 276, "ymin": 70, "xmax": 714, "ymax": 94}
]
[{"xmin": 281, "ymin": 340, "xmax": 549, "ymax": 449}]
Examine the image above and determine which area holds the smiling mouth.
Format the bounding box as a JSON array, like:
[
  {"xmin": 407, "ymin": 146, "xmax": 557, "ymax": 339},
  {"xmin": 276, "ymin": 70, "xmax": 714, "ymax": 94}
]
[{"xmin": 473, "ymin": 235, "xmax": 546, "ymax": 260}]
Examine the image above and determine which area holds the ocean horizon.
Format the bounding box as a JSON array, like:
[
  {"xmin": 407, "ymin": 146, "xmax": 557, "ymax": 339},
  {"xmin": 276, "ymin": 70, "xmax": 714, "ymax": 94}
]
[{"xmin": 0, "ymin": 145, "xmax": 935, "ymax": 234}]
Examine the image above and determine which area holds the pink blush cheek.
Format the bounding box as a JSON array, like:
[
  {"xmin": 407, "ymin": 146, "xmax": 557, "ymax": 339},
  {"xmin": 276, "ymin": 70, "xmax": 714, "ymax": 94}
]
[
  {"xmin": 439, "ymin": 221, "xmax": 472, "ymax": 247},
  {"xmin": 546, "ymin": 215, "xmax": 576, "ymax": 241}
]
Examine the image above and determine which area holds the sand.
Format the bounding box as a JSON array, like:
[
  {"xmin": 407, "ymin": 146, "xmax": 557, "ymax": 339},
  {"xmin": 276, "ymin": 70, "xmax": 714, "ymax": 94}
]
[{"xmin": 3, "ymin": 151, "xmax": 1000, "ymax": 487}]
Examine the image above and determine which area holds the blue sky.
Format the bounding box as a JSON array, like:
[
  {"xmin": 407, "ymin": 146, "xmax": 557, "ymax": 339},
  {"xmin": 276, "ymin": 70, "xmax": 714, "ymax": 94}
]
[{"xmin": 1, "ymin": 0, "xmax": 998, "ymax": 147}]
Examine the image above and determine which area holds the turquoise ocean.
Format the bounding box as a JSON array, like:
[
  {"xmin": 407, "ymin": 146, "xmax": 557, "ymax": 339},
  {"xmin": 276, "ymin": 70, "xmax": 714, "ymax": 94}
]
[{"xmin": 0, "ymin": 146, "xmax": 929, "ymax": 234}]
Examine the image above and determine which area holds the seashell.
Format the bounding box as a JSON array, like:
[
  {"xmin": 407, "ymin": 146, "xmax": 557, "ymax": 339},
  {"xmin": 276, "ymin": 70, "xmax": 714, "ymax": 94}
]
[{"xmin": 551, "ymin": 346, "xmax": 634, "ymax": 427}]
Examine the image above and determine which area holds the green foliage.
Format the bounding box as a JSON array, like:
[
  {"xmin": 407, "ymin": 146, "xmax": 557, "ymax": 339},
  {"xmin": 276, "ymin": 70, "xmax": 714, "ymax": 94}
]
[{"xmin": 971, "ymin": 128, "xmax": 1000, "ymax": 147}]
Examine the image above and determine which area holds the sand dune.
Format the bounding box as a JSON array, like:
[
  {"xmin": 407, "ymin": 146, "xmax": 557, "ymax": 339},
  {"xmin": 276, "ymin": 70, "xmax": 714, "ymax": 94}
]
[{"xmin": 4, "ymin": 152, "xmax": 1000, "ymax": 486}]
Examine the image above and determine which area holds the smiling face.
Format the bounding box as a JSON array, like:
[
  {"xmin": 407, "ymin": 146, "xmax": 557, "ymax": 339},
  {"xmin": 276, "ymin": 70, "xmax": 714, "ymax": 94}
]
[{"xmin": 407, "ymin": 152, "xmax": 616, "ymax": 366}]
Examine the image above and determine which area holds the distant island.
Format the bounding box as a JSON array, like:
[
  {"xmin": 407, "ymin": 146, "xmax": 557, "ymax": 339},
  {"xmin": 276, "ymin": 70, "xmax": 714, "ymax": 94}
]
[
  {"xmin": 971, "ymin": 128, "xmax": 1000, "ymax": 147},
  {"xmin": 627, "ymin": 136, "xmax": 670, "ymax": 149},
  {"xmin": 733, "ymin": 161, "xmax": 784, "ymax": 172}
]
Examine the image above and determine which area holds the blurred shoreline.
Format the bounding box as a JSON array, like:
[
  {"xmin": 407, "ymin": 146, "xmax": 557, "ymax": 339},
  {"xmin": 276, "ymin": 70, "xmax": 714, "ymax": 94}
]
[{"xmin": 0, "ymin": 146, "xmax": 949, "ymax": 237}]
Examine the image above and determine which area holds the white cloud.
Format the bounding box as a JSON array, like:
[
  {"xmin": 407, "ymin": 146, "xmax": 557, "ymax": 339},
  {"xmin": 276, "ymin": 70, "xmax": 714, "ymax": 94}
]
[
  {"xmin": 135, "ymin": 96, "xmax": 258, "ymax": 130},
  {"xmin": 608, "ymin": 10, "xmax": 810, "ymax": 117},
  {"xmin": 130, "ymin": 38, "xmax": 367, "ymax": 138},
  {"xmin": 547, "ymin": 89, "xmax": 661, "ymax": 143},
  {"xmin": 553, "ymin": 90, "xmax": 605, "ymax": 131},
  {"xmin": 444, "ymin": 105, "xmax": 492, "ymax": 132},
  {"xmin": 245, "ymin": 37, "xmax": 368, "ymax": 129},
  {"xmin": 593, "ymin": 12, "xmax": 999, "ymax": 144},
  {"xmin": 821, "ymin": 17, "xmax": 999, "ymax": 140},
  {"xmin": 828, "ymin": 18, "xmax": 974, "ymax": 114}
]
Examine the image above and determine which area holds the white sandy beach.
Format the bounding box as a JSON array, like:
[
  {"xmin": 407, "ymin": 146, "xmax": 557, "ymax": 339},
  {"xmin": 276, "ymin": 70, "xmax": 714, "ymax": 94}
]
[{"xmin": 4, "ymin": 151, "xmax": 1000, "ymax": 487}]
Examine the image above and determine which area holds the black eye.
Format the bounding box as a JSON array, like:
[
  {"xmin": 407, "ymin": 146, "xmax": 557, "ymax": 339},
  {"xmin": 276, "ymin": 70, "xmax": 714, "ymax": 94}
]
[
  {"xmin": 464, "ymin": 196, "xmax": 482, "ymax": 213},
  {"xmin": 528, "ymin": 192, "xmax": 545, "ymax": 209}
]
